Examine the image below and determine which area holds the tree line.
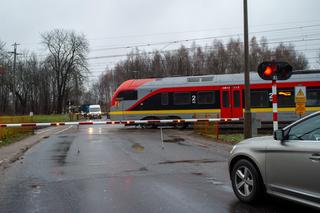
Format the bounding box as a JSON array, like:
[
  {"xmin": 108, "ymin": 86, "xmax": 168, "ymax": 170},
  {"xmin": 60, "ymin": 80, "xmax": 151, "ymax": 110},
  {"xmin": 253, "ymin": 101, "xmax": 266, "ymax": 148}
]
[
  {"xmin": 0, "ymin": 29, "xmax": 89, "ymax": 115},
  {"xmin": 88, "ymin": 36, "xmax": 309, "ymax": 111}
]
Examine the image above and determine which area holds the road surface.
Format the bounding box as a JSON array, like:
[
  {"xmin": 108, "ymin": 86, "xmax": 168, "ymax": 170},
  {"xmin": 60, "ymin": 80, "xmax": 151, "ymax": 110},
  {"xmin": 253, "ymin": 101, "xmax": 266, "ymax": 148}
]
[{"xmin": 0, "ymin": 125, "xmax": 317, "ymax": 213}]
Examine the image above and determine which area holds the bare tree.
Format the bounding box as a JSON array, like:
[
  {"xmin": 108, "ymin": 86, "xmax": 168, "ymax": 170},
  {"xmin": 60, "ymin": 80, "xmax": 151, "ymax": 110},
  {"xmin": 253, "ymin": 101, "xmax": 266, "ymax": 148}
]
[
  {"xmin": 42, "ymin": 29, "xmax": 89, "ymax": 113},
  {"xmin": 274, "ymin": 43, "xmax": 308, "ymax": 70},
  {"xmin": 226, "ymin": 38, "xmax": 243, "ymax": 73},
  {"xmin": 249, "ymin": 36, "xmax": 262, "ymax": 71}
]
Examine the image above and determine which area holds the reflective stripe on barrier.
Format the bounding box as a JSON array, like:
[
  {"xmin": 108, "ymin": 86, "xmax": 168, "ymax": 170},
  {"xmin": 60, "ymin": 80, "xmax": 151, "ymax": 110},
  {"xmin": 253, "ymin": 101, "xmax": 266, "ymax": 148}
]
[{"xmin": 0, "ymin": 118, "xmax": 240, "ymax": 128}]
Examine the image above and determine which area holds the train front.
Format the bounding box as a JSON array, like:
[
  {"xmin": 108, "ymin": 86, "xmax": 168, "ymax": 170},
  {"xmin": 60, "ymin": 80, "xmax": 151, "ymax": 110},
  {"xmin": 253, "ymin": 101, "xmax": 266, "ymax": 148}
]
[{"xmin": 109, "ymin": 78, "xmax": 155, "ymax": 121}]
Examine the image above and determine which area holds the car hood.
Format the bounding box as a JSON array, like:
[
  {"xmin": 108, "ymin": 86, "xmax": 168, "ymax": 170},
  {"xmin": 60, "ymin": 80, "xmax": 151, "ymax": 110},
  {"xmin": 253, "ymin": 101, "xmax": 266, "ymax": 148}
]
[{"xmin": 237, "ymin": 136, "xmax": 275, "ymax": 146}]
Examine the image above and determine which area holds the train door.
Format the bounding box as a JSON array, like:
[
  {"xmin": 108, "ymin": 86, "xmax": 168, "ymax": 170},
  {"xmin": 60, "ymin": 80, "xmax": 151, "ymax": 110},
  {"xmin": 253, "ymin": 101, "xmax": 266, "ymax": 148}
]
[
  {"xmin": 220, "ymin": 86, "xmax": 243, "ymax": 118},
  {"xmin": 221, "ymin": 87, "xmax": 232, "ymax": 118}
]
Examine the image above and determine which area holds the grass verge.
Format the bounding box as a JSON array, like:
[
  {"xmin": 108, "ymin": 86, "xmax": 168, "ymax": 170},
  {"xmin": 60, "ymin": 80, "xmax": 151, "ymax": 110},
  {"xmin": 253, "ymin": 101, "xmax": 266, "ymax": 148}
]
[
  {"xmin": 0, "ymin": 132, "xmax": 33, "ymax": 147},
  {"xmin": 31, "ymin": 114, "xmax": 78, "ymax": 123},
  {"xmin": 200, "ymin": 133, "xmax": 244, "ymax": 145},
  {"xmin": 0, "ymin": 114, "xmax": 79, "ymax": 148}
]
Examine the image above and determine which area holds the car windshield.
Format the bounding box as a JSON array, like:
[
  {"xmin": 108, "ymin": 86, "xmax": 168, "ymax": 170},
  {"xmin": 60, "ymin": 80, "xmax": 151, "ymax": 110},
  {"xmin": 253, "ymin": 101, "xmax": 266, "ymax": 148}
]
[
  {"xmin": 89, "ymin": 108, "xmax": 100, "ymax": 112},
  {"xmin": 288, "ymin": 114, "xmax": 320, "ymax": 140}
]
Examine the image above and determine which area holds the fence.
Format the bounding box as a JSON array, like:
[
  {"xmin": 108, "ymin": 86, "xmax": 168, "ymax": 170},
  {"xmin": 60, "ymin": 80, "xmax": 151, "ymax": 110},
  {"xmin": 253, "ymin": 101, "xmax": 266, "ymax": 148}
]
[{"xmin": 193, "ymin": 113, "xmax": 220, "ymax": 140}]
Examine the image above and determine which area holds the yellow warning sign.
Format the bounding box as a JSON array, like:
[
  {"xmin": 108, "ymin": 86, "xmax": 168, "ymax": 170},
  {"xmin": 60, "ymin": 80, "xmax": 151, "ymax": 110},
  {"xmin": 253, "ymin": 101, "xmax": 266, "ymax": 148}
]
[
  {"xmin": 295, "ymin": 103, "xmax": 306, "ymax": 115},
  {"xmin": 295, "ymin": 96, "xmax": 307, "ymax": 103},
  {"xmin": 296, "ymin": 89, "xmax": 304, "ymax": 97},
  {"xmin": 295, "ymin": 87, "xmax": 306, "ymax": 104},
  {"xmin": 295, "ymin": 86, "xmax": 306, "ymax": 115}
]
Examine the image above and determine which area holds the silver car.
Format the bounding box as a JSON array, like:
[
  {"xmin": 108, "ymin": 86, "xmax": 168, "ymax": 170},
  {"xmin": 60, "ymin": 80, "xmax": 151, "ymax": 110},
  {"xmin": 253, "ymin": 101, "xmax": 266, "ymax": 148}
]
[{"xmin": 228, "ymin": 111, "xmax": 320, "ymax": 209}]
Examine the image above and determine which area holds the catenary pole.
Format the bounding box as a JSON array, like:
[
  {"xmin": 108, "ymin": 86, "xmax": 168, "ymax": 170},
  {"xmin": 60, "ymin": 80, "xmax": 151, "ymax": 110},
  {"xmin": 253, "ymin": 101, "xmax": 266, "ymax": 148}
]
[
  {"xmin": 243, "ymin": 0, "xmax": 252, "ymax": 138},
  {"xmin": 10, "ymin": 43, "xmax": 20, "ymax": 116}
]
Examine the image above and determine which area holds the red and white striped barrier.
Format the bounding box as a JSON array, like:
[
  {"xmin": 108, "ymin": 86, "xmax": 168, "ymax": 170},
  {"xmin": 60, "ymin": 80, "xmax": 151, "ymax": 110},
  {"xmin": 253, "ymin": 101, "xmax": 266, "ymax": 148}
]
[
  {"xmin": 0, "ymin": 118, "xmax": 240, "ymax": 128},
  {"xmin": 272, "ymin": 79, "xmax": 278, "ymax": 131}
]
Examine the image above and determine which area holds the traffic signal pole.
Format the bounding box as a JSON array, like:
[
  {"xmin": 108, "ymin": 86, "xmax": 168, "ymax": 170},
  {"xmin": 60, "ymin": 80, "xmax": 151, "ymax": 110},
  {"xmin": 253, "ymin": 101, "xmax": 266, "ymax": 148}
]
[
  {"xmin": 257, "ymin": 61, "xmax": 292, "ymax": 132},
  {"xmin": 243, "ymin": 0, "xmax": 252, "ymax": 138},
  {"xmin": 272, "ymin": 77, "xmax": 278, "ymax": 131}
]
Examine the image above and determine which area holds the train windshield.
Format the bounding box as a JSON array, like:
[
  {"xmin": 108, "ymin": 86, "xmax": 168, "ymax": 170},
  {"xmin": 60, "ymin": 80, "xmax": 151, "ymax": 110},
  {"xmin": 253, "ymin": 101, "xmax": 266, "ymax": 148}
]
[{"xmin": 117, "ymin": 90, "xmax": 138, "ymax": 100}]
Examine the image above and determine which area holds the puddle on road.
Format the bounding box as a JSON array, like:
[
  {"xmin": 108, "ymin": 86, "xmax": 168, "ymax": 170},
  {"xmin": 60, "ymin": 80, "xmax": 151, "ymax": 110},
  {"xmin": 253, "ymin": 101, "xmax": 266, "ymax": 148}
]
[
  {"xmin": 31, "ymin": 184, "xmax": 41, "ymax": 189},
  {"xmin": 163, "ymin": 136, "xmax": 191, "ymax": 146},
  {"xmin": 158, "ymin": 159, "xmax": 222, "ymax": 164},
  {"xmin": 124, "ymin": 166, "xmax": 148, "ymax": 173},
  {"xmin": 131, "ymin": 143, "xmax": 144, "ymax": 152},
  {"xmin": 29, "ymin": 183, "xmax": 44, "ymax": 194},
  {"xmin": 163, "ymin": 137, "xmax": 185, "ymax": 143},
  {"xmin": 191, "ymin": 172, "xmax": 203, "ymax": 176},
  {"xmin": 51, "ymin": 140, "xmax": 72, "ymax": 165}
]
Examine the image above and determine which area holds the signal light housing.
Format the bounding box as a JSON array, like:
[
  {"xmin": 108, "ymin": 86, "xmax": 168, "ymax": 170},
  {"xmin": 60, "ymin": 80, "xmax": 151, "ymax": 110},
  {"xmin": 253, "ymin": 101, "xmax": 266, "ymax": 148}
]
[{"xmin": 257, "ymin": 61, "xmax": 293, "ymax": 80}]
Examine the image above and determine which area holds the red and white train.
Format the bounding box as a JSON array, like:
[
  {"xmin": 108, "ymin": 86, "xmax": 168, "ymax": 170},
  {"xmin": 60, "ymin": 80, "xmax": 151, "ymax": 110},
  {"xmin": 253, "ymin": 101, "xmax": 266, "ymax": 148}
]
[{"xmin": 109, "ymin": 71, "xmax": 320, "ymax": 123}]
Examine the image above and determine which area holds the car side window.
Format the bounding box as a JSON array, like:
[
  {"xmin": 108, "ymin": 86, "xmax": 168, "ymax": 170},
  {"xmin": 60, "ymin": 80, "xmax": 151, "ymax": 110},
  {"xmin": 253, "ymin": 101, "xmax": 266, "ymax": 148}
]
[{"xmin": 287, "ymin": 114, "xmax": 320, "ymax": 141}]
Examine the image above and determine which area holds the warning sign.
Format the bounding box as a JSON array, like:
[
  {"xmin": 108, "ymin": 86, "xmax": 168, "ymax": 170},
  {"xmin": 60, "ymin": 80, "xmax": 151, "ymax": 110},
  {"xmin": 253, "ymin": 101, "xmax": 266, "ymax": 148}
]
[
  {"xmin": 295, "ymin": 86, "xmax": 306, "ymax": 115},
  {"xmin": 295, "ymin": 103, "xmax": 306, "ymax": 115}
]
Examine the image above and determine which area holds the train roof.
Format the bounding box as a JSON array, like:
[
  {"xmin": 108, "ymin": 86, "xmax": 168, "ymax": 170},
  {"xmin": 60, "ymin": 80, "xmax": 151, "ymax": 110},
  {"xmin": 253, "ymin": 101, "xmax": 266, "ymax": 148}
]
[{"xmin": 138, "ymin": 70, "xmax": 320, "ymax": 89}]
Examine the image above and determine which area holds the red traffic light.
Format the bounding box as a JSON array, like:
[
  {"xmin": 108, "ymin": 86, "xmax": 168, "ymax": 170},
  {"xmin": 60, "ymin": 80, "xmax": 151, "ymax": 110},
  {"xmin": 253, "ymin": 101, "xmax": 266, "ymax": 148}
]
[
  {"xmin": 264, "ymin": 66, "xmax": 273, "ymax": 76},
  {"xmin": 258, "ymin": 61, "xmax": 292, "ymax": 80}
]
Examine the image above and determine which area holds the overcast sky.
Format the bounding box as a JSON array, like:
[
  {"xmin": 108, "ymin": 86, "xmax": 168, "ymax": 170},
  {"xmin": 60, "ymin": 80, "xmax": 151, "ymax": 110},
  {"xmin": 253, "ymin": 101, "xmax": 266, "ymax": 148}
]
[{"xmin": 1, "ymin": 0, "xmax": 320, "ymax": 81}]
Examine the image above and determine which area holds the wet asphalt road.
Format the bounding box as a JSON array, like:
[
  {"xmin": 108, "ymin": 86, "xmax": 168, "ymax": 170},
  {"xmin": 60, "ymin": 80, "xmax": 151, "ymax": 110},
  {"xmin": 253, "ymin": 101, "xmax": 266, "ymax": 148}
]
[{"xmin": 0, "ymin": 125, "xmax": 318, "ymax": 213}]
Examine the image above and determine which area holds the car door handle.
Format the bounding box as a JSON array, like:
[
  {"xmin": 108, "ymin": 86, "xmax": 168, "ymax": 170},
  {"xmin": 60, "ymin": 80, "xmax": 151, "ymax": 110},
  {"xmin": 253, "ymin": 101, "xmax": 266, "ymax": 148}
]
[{"xmin": 309, "ymin": 153, "xmax": 320, "ymax": 161}]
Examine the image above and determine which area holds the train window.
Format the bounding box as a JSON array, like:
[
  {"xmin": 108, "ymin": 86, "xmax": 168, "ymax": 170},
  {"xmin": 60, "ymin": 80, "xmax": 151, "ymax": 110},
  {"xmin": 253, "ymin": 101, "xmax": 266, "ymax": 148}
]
[
  {"xmin": 187, "ymin": 77, "xmax": 200, "ymax": 82},
  {"xmin": 278, "ymin": 88, "xmax": 294, "ymax": 107},
  {"xmin": 198, "ymin": 91, "xmax": 215, "ymax": 104},
  {"xmin": 117, "ymin": 90, "xmax": 137, "ymax": 100},
  {"xmin": 173, "ymin": 92, "xmax": 191, "ymax": 105},
  {"xmin": 161, "ymin": 93, "xmax": 169, "ymax": 105},
  {"xmin": 201, "ymin": 77, "xmax": 213, "ymax": 82},
  {"xmin": 307, "ymin": 88, "xmax": 320, "ymax": 106},
  {"xmin": 233, "ymin": 91, "xmax": 240, "ymax": 108},
  {"xmin": 222, "ymin": 91, "xmax": 229, "ymax": 108},
  {"xmin": 251, "ymin": 90, "xmax": 269, "ymax": 107}
]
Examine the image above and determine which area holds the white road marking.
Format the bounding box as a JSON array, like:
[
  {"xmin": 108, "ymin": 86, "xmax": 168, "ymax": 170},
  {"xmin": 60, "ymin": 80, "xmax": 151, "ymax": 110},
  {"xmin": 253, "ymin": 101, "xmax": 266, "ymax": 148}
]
[
  {"xmin": 53, "ymin": 126, "xmax": 73, "ymax": 135},
  {"xmin": 36, "ymin": 128, "xmax": 53, "ymax": 134}
]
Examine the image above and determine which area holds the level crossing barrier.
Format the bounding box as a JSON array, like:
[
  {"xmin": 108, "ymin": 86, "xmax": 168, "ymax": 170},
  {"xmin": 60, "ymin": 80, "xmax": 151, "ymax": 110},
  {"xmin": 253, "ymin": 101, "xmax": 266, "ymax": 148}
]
[{"xmin": 0, "ymin": 118, "xmax": 240, "ymax": 128}]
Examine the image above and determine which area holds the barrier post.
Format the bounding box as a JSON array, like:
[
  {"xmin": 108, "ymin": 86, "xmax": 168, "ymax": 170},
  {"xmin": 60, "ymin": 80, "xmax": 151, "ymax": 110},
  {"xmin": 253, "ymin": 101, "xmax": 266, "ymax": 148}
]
[
  {"xmin": 272, "ymin": 77, "xmax": 278, "ymax": 131},
  {"xmin": 205, "ymin": 113, "xmax": 209, "ymax": 134},
  {"xmin": 193, "ymin": 113, "xmax": 198, "ymax": 131},
  {"xmin": 215, "ymin": 114, "xmax": 219, "ymax": 140},
  {"xmin": 160, "ymin": 127, "xmax": 164, "ymax": 150}
]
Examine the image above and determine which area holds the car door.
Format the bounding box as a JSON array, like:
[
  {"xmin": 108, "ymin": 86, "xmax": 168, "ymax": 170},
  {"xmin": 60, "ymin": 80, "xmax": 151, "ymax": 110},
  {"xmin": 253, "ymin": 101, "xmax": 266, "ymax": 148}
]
[{"xmin": 266, "ymin": 113, "xmax": 320, "ymax": 203}]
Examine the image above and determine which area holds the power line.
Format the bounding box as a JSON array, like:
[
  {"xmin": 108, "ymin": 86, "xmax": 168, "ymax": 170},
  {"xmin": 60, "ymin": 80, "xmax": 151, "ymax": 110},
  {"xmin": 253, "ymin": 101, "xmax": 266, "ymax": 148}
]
[
  {"xmin": 89, "ymin": 24, "xmax": 320, "ymax": 52},
  {"xmin": 18, "ymin": 24, "xmax": 320, "ymax": 60},
  {"xmin": 87, "ymin": 38, "xmax": 320, "ymax": 61},
  {"xmin": 12, "ymin": 24, "xmax": 320, "ymax": 70},
  {"xmin": 87, "ymin": 20, "xmax": 320, "ymax": 41}
]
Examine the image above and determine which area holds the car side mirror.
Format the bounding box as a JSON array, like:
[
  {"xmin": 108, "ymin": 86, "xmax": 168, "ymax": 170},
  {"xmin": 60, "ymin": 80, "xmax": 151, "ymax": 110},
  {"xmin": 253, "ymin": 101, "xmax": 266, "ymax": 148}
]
[{"xmin": 274, "ymin": 129, "xmax": 284, "ymax": 142}]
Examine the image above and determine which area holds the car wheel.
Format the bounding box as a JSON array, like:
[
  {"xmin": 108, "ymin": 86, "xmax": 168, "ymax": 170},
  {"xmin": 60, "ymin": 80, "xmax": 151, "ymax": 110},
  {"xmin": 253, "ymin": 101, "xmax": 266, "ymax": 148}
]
[{"xmin": 231, "ymin": 159, "xmax": 264, "ymax": 203}]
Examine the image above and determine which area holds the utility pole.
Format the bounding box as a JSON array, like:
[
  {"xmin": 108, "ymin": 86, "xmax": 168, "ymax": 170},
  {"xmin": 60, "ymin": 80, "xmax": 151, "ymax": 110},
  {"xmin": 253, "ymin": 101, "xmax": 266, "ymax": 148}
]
[
  {"xmin": 9, "ymin": 43, "xmax": 21, "ymax": 115},
  {"xmin": 243, "ymin": 0, "xmax": 252, "ymax": 138}
]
